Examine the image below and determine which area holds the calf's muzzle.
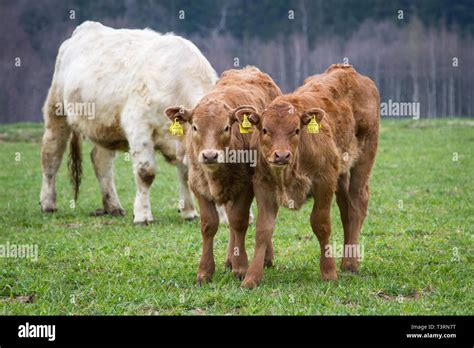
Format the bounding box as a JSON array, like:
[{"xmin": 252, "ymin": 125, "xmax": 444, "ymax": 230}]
[
  {"xmin": 271, "ymin": 150, "xmax": 291, "ymax": 165},
  {"xmin": 201, "ymin": 149, "xmax": 219, "ymax": 165}
]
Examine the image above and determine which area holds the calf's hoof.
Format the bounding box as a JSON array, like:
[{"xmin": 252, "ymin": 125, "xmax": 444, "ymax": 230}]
[
  {"xmin": 264, "ymin": 259, "xmax": 274, "ymax": 268},
  {"xmin": 241, "ymin": 276, "xmax": 260, "ymax": 289},
  {"xmin": 232, "ymin": 267, "xmax": 248, "ymax": 280},
  {"xmin": 321, "ymin": 271, "xmax": 338, "ymax": 282},
  {"xmin": 225, "ymin": 258, "xmax": 233, "ymax": 270},
  {"xmin": 197, "ymin": 273, "xmax": 213, "ymax": 285},
  {"xmin": 341, "ymin": 259, "xmax": 360, "ymax": 273}
]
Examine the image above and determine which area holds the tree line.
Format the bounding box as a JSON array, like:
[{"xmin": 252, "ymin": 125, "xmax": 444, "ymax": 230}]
[{"xmin": 1, "ymin": 0, "xmax": 473, "ymax": 122}]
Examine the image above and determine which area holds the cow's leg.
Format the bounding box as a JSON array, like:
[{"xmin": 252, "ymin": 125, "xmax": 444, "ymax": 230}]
[
  {"xmin": 123, "ymin": 121, "xmax": 156, "ymax": 224},
  {"xmin": 176, "ymin": 160, "xmax": 198, "ymax": 220},
  {"xmin": 89, "ymin": 145, "xmax": 125, "ymax": 217},
  {"xmin": 343, "ymin": 142, "xmax": 377, "ymax": 273},
  {"xmin": 226, "ymin": 188, "xmax": 253, "ymax": 280},
  {"xmin": 195, "ymin": 192, "xmax": 219, "ymax": 284},
  {"xmin": 310, "ymin": 185, "xmax": 338, "ymax": 281},
  {"xmin": 40, "ymin": 90, "xmax": 71, "ymax": 213},
  {"xmin": 241, "ymin": 188, "xmax": 278, "ymax": 289}
]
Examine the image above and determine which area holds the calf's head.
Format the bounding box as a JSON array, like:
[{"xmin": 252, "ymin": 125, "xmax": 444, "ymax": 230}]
[
  {"xmin": 165, "ymin": 100, "xmax": 240, "ymax": 170},
  {"xmin": 234, "ymin": 103, "xmax": 325, "ymax": 167}
]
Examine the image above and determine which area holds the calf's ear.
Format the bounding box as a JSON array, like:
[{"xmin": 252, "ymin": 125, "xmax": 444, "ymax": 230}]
[
  {"xmin": 231, "ymin": 105, "xmax": 261, "ymax": 128},
  {"xmin": 165, "ymin": 106, "xmax": 192, "ymax": 124},
  {"xmin": 300, "ymin": 108, "xmax": 325, "ymax": 126}
]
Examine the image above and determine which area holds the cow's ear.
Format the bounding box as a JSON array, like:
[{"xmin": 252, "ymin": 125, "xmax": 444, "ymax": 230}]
[
  {"xmin": 165, "ymin": 106, "xmax": 192, "ymax": 124},
  {"xmin": 300, "ymin": 108, "xmax": 325, "ymax": 126},
  {"xmin": 231, "ymin": 105, "xmax": 261, "ymax": 129}
]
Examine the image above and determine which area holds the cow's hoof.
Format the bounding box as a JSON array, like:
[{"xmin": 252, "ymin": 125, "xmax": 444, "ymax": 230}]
[
  {"xmin": 184, "ymin": 215, "xmax": 198, "ymax": 221},
  {"xmin": 90, "ymin": 208, "xmax": 107, "ymax": 216},
  {"xmin": 241, "ymin": 277, "xmax": 259, "ymax": 290},
  {"xmin": 180, "ymin": 209, "xmax": 198, "ymax": 221},
  {"xmin": 91, "ymin": 208, "xmax": 125, "ymax": 217},
  {"xmin": 134, "ymin": 219, "xmax": 153, "ymax": 226},
  {"xmin": 41, "ymin": 206, "xmax": 57, "ymax": 213},
  {"xmin": 133, "ymin": 212, "xmax": 154, "ymax": 225},
  {"xmin": 109, "ymin": 208, "xmax": 125, "ymax": 217}
]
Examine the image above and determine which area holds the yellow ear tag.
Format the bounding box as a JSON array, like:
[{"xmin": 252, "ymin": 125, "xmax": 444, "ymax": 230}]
[
  {"xmin": 239, "ymin": 114, "xmax": 253, "ymax": 134},
  {"xmin": 169, "ymin": 118, "xmax": 184, "ymax": 137},
  {"xmin": 307, "ymin": 116, "xmax": 321, "ymax": 134}
]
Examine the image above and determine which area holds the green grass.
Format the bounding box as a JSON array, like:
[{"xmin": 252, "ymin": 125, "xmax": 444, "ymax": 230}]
[{"xmin": 0, "ymin": 119, "xmax": 472, "ymax": 315}]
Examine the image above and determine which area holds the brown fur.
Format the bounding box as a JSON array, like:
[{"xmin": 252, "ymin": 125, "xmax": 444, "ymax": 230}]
[
  {"xmin": 239, "ymin": 64, "xmax": 380, "ymax": 288},
  {"xmin": 166, "ymin": 66, "xmax": 281, "ymax": 283}
]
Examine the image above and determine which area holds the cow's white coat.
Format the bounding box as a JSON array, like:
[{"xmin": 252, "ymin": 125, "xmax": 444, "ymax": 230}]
[{"xmin": 40, "ymin": 21, "xmax": 218, "ymax": 223}]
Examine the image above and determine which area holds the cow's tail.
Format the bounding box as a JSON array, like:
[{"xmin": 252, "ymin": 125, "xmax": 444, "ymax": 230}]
[{"xmin": 68, "ymin": 131, "xmax": 82, "ymax": 202}]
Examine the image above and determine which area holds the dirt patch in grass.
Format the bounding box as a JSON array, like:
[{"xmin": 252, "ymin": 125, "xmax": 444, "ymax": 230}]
[
  {"xmin": 375, "ymin": 285, "xmax": 434, "ymax": 301},
  {"xmin": 0, "ymin": 294, "xmax": 35, "ymax": 303}
]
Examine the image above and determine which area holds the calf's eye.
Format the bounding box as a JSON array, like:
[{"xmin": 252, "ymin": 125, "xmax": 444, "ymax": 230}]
[
  {"xmin": 192, "ymin": 125, "xmax": 197, "ymax": 131},
  {"xmin": 295, "ymin": 129, "xmax": 300, "ymax": 135},
  {"xmin": 262, "ymin": 128, "xmax": 267, "ymax": 135},
  {"xmin": 224, "ymin": 125, "xmax": 230, "ymax": 132}
]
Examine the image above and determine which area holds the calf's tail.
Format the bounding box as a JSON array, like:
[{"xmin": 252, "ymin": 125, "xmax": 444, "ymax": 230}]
[{"xmin": 68, "ymin": 131, "xmax": 82, "ymax": 202}]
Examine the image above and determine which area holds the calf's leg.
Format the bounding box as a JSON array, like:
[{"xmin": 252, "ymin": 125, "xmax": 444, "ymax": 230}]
[
  {"xmin": 342, "ymin": 148, "xmax": 376, "ymax": 272},
  {"xmin": 90, "ymin": 145, "xmax": 124, "ymax": 217},
  {"xmin": 225, "ymin": 188, "xmax": 253, "ymax": 280},
  {"xmin": 195, "ymin": 192, "xmax": 219, "ymax": 284},
  {"xmin": 241, "ymin": 189, "xmax": 278, "ymax": 289},
  {"xmin": 264, "ymin": 238, "xmax": 274, "ymax": 268},
  {"xmin": 336, "ymin": 172, "xmax": 355, "ymax": 271},
  {"xmin": 310, "ymin": 185, "xmax": 337, "ymax": 281}
]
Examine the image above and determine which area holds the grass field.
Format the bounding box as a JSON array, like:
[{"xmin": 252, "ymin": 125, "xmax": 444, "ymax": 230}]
[{"xmin": 0, "ymin": 119, "xmax": 472, "ymax": 315}]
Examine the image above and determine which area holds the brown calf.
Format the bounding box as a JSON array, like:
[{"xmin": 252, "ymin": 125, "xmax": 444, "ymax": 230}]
[
  {"xmin": 235, "ymin": 64, "xmax": 380, "ymax": 288},
  {"xmin": 165, "ymin": 66, "xmax": 281, "ymax": 284}
]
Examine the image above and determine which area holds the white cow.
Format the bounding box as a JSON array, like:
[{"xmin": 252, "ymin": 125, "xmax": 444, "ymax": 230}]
[{"xmin": 39, "ymin": 21, "xmax": 218, "ymax": 224}]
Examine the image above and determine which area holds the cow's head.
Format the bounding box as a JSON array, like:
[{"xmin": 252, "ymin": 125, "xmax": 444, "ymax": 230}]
[
  {"xmin": 234, "ymin": 102, "xmax": 325, "ymax": 167},
  {"xmin": 165, "ymin": 100, "xmax": 240, "ymax": 170}
]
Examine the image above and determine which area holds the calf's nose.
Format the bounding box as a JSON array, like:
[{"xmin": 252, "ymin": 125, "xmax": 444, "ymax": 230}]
[
  {"xmin": 273, "ymin": 150, "xmax": 291, "ymax": 164},
  {"xmin": 201, "ymin": 150, "xmax": 219, "ymax": 164}
]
